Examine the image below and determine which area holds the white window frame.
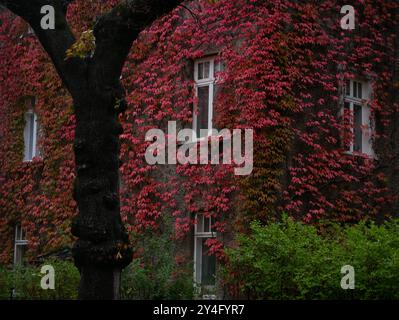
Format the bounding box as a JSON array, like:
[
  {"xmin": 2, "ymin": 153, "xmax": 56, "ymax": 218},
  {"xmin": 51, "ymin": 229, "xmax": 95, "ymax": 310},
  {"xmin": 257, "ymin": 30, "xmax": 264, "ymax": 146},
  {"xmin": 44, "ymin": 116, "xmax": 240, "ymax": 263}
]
[
  {"xmin": 23, "ymin": 108, "xmax": 38, "ymax": 162},
  {"xmin": 342, "ymin": 79, "xmax": 374, "ymax": 158},
  {"xmin": 14, "ymin": 224, "xmax": 28, "ymax": 266},
  {"xmin": 193, "ymin": 214, "xmax": 217, "ymax": 291},
  {"xmin": 193, "ymin": 57, "xmax": 222, "ymax": 142}
]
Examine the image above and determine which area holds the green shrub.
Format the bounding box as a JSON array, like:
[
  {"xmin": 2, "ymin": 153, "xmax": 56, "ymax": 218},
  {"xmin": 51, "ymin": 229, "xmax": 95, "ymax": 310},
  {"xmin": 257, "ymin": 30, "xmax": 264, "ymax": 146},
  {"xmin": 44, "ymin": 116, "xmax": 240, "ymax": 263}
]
[
  {"xmin": 121, "ymin": 259, "xmax": 193, "ymax": 300},
  {"xmin": 341, "ymin": 221, "xmax": 399, "ymax": 299},
  {"xmin": 0, "ymin": 265, "xmax": 14, "ymax": 299},
  {"xmin": 121, "ymin": 225, "xmax": 194, "ymax": 300},
  {"xmin": 223, "ymin": 216, "xmax": 399, "ymax": 300},
  {"xmin": 0, "ymin": 259, "xmax": 79, "ymax": 300}
]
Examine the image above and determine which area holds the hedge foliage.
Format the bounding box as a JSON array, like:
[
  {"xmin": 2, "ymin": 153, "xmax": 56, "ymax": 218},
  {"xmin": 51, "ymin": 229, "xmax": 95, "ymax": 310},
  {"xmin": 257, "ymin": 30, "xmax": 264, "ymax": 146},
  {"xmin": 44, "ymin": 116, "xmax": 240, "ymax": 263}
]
[
  {"xmin": 0, "ymin": 255, "xmax": 193, "ymax": 300},
  {"xmin": 1, "ymin": 217, "xmax": 399, "ymax": 300},
  {"xmin": 0, "ymin": 259, "xmax": 79, "ymax": 300},
  {"xmin": 121, "ymin": 259, "xmax": 194, "ymax": 300},
  {"xmin": 224, "ymin": 216, "xmax": 399, "ymax": 299},
  {"xmin": 121, "ymin": 228, "xmax": 194, "ymax": 300}
]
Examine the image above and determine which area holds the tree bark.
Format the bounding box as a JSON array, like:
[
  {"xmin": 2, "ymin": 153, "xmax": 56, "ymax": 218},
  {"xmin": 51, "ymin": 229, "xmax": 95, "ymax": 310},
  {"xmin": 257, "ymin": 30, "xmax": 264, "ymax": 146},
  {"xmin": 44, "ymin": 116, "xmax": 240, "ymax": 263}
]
[{"xmin": 70, "ymin": 78, "xmax": 132, "ymax": 300}]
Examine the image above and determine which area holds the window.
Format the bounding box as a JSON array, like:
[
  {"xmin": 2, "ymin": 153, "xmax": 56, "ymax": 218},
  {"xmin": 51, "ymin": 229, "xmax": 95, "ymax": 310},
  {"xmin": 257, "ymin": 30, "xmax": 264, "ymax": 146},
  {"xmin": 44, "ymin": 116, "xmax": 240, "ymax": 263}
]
[
  {"xmin": 342, "ymin": 79, "xmax": 373, "ymax": 157},
  {"xmin": 14, "ymin": 225, "xmax": 28, "ymax": 266},
  {"xmin": 194, "ymin": 214, "xmax": 217, "ymax": 288},
  {"xmin": 193, "ymin": 57, "xmax": 223, "ymax": 140},
  {"xmin": 23, "ymin": 98, "xmax": 39, "ymax": 161}
]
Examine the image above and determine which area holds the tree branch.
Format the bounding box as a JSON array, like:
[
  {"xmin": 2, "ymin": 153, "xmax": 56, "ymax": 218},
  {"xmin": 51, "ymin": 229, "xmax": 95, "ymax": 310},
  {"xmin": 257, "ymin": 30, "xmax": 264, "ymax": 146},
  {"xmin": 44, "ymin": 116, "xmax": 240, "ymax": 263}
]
[
  {"xmin": 0, "ymin": 0, "xmax": 86, "ymax": 96},
  {"xmin": 1, "ymin": 0, "xmax": 184, "ymax": 97},
  {"xmin": 92, "ymin": 0, "xmax": 184, "ymax": 83}
]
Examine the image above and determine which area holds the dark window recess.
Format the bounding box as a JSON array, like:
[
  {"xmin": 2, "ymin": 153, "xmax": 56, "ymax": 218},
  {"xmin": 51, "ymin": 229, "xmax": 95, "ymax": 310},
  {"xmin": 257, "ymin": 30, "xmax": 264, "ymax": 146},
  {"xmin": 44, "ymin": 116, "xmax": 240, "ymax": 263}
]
[
  {"xmin": 212, "ymin": 84, "xmax": 220, "ymax": 130},
  {"xmin": 198, "ymin": 62, "xmax": 210, "ymax": 80},
  {"xmin": 353, "ymin": 81, "xmax": 357, "ymax": 98},
  {"xmin": 201, "ymin": 239, "xmax": 216, "ymax": 286},
  {"xmin": 358, "ymin": 82, "xmax": 362, "ymax": 99},
  {"xmin": 26, "ymin": 113, "xmax": 35, "ymax": 159},
  {"xmin": 346, "ymin": 80, "xmax": 350, "ymax": 96},
  {"xmin": 354, "ymin": 104, "xmax": 362, "ymax": 152},
  {"xmin": 14, "ymin": 245, "xmax": 26, "ymax": 266},
  {"xmin": 196, "ymin": 86, "xmax": 209, "ymax": 138}
]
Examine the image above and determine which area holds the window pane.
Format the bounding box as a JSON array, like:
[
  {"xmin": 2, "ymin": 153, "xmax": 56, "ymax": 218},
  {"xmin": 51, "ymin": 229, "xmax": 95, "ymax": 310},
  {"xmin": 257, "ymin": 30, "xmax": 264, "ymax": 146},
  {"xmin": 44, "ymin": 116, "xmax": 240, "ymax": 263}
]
[
  {"xmin": 204, "ymin": 217, "xmax": 210, "ymax": 233},
  {"xmin": 214, "ymin": 61, "xmax": 224, "ymax": 74},
  {"xmin": 346, "ymin": 80, "xmax": 350, "ymax": 97},
  {"xmin": 24, "ymin": 112, "xmax": 35, "ymax": 160},
  {"xmin": 354, "ymin": 104, "xmax": 362, "ymax": 152},
  {"xmin": 16, "ymin": 225, "xmax": 21, "ymax": 241},
  {"xmin": 197, "ymin": 214, "xmax": 204, "ymax": 233},
  {"xmin": 198, "ymin": 63, "xmax": 203, "ymax": 80},
  {"xmin": 35, "ymin": 115, "xmax": 40, "ymax": 157},
  {"xmin": 15, "ymin": 225, "xmax": 27, "ymax": 241},
  {"xmin": 353, "ymin": 81, "xmax": 357, "ymax": 98},
  {"xmin": 213, "ymin": 84, "xmax": 219, "ymax": 125},
  {"xmin": 203, "ymin": 62, "xmax": 210, "ymax": 79},
  {"xmin": 196, "ymin": 86, "xmax": 210, "ymax": 138},
  {"xmin": 195, "ymin": 238, "xmax": 202, "ymax": 284},
  {"xmin": 15, "ymin": 245, "xmax": 26, "ymax": 266},
  {"xmin": 198, "ymin": 62, "xmax": 210, "ymax": 80},
  {"xmin": 24, "ymin": 113, "xmax": 32, "ymax": 160},
  {"xmin": 214, "ymin": 61, "xmax": 219, "ymax": 74},
  {"xmin": 29, "ymin": 114, "xmax": 34, "ymax": 159},
  {"xmin": 358, "ymin": 82, "xmax": 362, "ymax": 99},
  {"xmin": 201, "ymin": 239, "xmax": 216, "ymax": 286}
]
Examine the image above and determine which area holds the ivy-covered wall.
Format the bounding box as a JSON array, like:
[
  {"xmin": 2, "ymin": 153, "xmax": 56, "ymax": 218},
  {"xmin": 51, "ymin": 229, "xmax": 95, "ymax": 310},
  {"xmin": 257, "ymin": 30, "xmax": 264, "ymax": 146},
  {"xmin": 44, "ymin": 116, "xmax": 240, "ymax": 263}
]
[{"xmin": 0, "ymin": 0, "xmax": 398, "ymax": 265}]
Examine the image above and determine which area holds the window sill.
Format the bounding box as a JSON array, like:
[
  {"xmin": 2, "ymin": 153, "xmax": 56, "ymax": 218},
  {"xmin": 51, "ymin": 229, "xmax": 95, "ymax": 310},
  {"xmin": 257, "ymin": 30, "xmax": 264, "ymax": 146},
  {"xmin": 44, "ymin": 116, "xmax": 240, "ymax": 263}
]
[
  {"xmin": 194, "ymin": 285, "xmax": 217, "ymax": 300},
  {"xmin": 177, "ymin": 133, "xmax": 233, "ymax": 147},
  {"xmin": 177, "ymin": 136, "xmax": 212, "ymax": 146},
  {"xmin": 201, "ymin": 293, "xmax": 217, "ymax": 300},
  {"xmin": 342, "ymin": 151, "xmax": 375, "ymax": 160},
  {"xmin": 15, "ymin": 240, "xmax": 28, "ymax": 245},
  {"xmin": 23, "ymin": 157, "xmax": 43, "ymax": 164},
  {"xmin": 195, "ymin": 232, "xmax": 217, "ymax": 238},
  {"xmin": 194, "ymin": 284, "xmax": 217, "ymax": 292}
]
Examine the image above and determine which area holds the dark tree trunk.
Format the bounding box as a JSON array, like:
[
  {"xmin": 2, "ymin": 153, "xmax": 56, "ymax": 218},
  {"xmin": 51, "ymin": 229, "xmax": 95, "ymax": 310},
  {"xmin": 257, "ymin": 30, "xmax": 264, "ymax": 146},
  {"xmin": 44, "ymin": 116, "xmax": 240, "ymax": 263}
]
[{"xmin": 71, "ymin": 80, "xmax": 132, "ymax": 300}]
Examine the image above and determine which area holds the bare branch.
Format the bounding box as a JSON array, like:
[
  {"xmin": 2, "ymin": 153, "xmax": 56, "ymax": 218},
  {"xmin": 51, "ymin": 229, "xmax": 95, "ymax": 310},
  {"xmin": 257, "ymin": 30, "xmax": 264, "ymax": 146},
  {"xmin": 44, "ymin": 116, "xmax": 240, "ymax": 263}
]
[
  {"xmin": 0, "ymin": 0, "xmax": 86, "ymax": 96},
  {"xmin": 92, "ymin": 0, "xmax": 184, "ymax": 83},
  {"xmin": 1, "ymin": 0, "xmax": 184, "ymax": 97}
]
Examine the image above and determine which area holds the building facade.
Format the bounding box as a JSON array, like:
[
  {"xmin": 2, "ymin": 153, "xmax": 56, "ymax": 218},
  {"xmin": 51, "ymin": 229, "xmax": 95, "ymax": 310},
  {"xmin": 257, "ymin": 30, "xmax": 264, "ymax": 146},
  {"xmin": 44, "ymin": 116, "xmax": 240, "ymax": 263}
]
[{"xmin": 0, "ymin": 0, "xmax": 399, "ymax": 297}]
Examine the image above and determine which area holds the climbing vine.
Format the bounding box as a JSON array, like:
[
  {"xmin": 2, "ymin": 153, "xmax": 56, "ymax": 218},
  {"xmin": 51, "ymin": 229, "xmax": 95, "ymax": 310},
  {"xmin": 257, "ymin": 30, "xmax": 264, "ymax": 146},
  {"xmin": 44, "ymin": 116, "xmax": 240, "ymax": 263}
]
[{"xmin": 0, "ymin": 0, "xmax": 398, "ymax": 265}]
